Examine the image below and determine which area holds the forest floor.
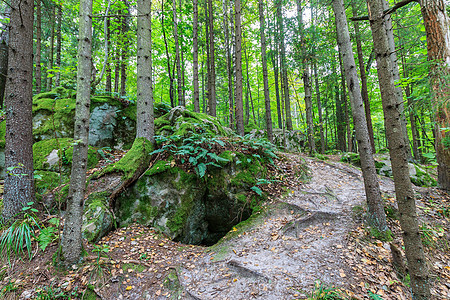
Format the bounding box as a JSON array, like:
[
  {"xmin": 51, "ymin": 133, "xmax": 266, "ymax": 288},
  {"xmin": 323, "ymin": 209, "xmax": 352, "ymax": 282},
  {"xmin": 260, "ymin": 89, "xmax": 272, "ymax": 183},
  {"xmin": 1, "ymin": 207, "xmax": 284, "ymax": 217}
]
[{"xmin": 1, "ymin": 153, "xmax": 449, "ymax": 299}]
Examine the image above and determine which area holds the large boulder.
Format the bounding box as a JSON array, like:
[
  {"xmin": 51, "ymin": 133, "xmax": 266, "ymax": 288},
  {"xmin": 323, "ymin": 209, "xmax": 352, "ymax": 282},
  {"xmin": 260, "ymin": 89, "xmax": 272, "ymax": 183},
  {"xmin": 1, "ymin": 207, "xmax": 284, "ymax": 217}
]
[{"xmin": 246, "ymin": 128, "xmax": 305, "ymax": 152}]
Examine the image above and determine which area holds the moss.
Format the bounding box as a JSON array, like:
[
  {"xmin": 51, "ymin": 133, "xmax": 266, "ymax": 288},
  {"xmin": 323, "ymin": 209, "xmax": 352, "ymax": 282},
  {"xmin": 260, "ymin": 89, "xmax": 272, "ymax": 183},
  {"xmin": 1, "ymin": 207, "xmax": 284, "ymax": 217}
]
[
  {"xmin": 33, "ymin": 138, "xmax": 99, "ymax": 172},
  {"xmin": 154, "ymin": 118, "xmax": 171, "ymax": 129},
  {"xmin": 154, "ymin": 103, "xmax": 172, "ymax": 118},
  {"xmin": 35, "ymin": 170, "xmax": 68, "ymax": 194},
  {"xmin": 122, "ymin": 263, "xmax": 145, "ymax": 273},
  {"xmin": 82, "ymin": 192, "xmax": 113, "ymax": 242},
  {"xmin": 97, "ymin": 137, "xmax": 153, "ymax": 181},
  {"xmin": 166, "ymin": 198, "xmax": 194, "ymax": 234}
]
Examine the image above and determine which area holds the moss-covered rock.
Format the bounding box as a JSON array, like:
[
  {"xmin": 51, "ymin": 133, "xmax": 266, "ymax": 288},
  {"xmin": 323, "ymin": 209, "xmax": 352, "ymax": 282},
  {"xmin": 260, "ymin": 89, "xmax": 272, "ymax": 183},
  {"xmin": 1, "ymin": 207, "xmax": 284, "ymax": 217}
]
[
  {"xmin": 246, "ymin": 128, "xmax": 305, "ymax": 152},
  {"xmin": 82, "ymin": 192, "xmax": 114, "ymax": 243},
  {"xmin": 31, "ymin": 88, "xmax": 136, "ymax": 149},
  {"xmin": 340, "ymin": 152, "xmax": 361, "ymax": 167},
  {"xmin": 33, "ymin": 138, "xmax": 99, "ymax": 173}
]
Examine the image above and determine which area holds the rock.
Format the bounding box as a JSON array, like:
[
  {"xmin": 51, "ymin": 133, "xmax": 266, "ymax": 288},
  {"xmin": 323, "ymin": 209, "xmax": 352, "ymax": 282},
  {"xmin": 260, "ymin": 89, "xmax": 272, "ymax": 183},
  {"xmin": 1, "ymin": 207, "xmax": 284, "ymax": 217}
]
[
  {"xmin": 82, "ymin": 192, "xmax": 114, "ymax": 243},
  {"xmin": 246, "ymin": 129, "xmax": 305, "ymax": 152}
]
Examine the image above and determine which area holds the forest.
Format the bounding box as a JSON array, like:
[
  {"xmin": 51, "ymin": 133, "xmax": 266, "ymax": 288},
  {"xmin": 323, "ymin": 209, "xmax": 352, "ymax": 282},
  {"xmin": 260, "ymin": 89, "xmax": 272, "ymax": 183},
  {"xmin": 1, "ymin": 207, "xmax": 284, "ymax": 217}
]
[{"xmin": 0, "ymin": 0, "xmax": 449, "ymax": 299}]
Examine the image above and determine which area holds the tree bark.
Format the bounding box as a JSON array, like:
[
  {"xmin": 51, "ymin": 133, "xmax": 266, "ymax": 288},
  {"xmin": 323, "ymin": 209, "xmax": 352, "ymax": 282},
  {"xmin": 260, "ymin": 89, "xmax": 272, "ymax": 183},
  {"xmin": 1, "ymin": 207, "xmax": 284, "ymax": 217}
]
[
  {"xmin": 352, "ymin": 2, "xmax": 375, "ymax": 153},
  {"xmin": 235, "ymin": 0, "xmax": 244, "ymax": 135},
  {"xmin": 271, "ymin": 48, "xmax": 283, "ymax": 129},
  {"xmin": 207, "ymin": 0, "xmax": 216, "ymax": 116},
  {"xmin": 55, "ymin": 4, "xmax": 62, "ymax": 87},
  {"xmin": 2, "ymin": 0, "xmax": 34, "ymax": 221},
  {"xmin": 161, "ymin": 0, "xmax": 174, "ymax": 107},
  {"xmin": 419, "ymin": 0, "xmax": 450, "ymax": 190},
  {"xmin": 193, "ymin": 0, "xmax": 200, "ymax": 112},
  {"xmin": 172, "ymin": 0, "xmax": 184, "ymax": 106},
  {"xmin": 336, "ymin": 50, "xmax": 347, "ymax": 152},
  {"xmin": 120, "ymin": 0, "xmax": 129, "ymax": 96},
  {"xmin": 277, "ymin": 0, "xmax": 292, "ymax": 131},
  {"xmin": 333, "ymin": 0, "xmax": 388, "ymax": 236},
  {"xmin": 136, "ymin": 0, "xmax": 154, "ymax": 142},
  {"xmin": 382, "ymin": 0, "xmax": 412, "ymax": 161},
  {"xmin": 47, "ymin": 5, "xmax": 55, "ymax": 91},
  {"xmin": 61, "ymin": 0, "xmax": 93, "ymax": 265},
  {"xmin": 366, "ymin": 0, "xmax": 431, "ymax": 297},
  {"xmin": 223, "ymin": 0, "xmax": 233, "ymax": 126},
  {"xmin": 35, "ymin": 1, "xmax": 42, "ymax": 94},
  {"xmin": 105, "ymin": 18, "xmax": 112, "ymax": 93},
  {"xmin": 258, "ymin": 0, "xmax": 273, "ymax": 143}
]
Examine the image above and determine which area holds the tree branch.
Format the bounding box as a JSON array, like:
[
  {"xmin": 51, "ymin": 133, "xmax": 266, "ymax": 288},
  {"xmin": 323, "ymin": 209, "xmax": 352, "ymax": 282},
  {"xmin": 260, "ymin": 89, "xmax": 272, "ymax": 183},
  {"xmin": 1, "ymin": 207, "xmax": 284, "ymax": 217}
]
[{"xmin": 350, "ymin": 0, "xmax": 418, "ymax": 22}]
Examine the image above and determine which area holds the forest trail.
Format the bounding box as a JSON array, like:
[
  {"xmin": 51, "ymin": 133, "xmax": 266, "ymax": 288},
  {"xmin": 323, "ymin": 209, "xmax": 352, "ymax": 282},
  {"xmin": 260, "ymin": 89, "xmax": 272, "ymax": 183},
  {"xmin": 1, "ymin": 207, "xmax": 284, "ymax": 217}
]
[{"xmin": 164, "ymin": 154, "xmax": 402, "ymax": 300}]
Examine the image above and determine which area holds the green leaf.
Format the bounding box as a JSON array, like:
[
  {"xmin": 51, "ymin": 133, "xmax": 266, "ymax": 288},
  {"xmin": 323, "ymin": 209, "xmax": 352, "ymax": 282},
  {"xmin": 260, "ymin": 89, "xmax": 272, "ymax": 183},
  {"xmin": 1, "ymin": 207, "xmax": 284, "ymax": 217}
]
[
  {"xmin": 197, "ymin": 163, "xmax": 207, "ymax": 178},
  {"xmin": 250, "ymin": 186, "xmax": 263, "ymax": 196}
]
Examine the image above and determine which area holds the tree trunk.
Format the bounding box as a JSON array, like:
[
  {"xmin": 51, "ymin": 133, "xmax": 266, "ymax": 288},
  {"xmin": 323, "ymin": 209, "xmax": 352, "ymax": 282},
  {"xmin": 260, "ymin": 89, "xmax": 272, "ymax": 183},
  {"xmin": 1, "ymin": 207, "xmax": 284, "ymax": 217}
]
[
  {"xmin": 120, "ymin": 0, "xmax": 129, "ymax": 96},
  {"xmin": 419, "ymin": 0, "xmax": 450, "ymax": 190},
  {"xmin": 105, "ymin": 19, "xmax": 112, "ymax": 93},
  {"xmin": 333, "ymin": 0, "xmax": 388, "ymax": 236},
  {"xmin": 35, "ymin": 1, "xmax": 42, "ymax": 94},
  {"xmin": 114, "ymin": 38, "xmax": 120, "ymax": 93},
  {"xmin": 55, "ymin": 4, "xmax": 62, "ymax": 87},
  {"xmin": 244, "ymin": 40, "xmax": 250, "ymax": 125},
  {"xmin": 277, "ymin": 0, "xmax": 292, "ymax": 131},
  {"xmin": 297, "ymin": 0, "xmax": 314, "ymax": 154},
  {"xmin": 61, "ymin": 0, "xmax": 93, "ymax": 265},
  {"xmin": 2, "ymin": 0, "xmax": 34, "ymax": 221},
  {"xmin": 223, "ymin": 0, "xmax": 233, "ymax": 127},
  {"xmin": 162, "ymin": 0, "xmax": 174, "ymax": 107},
  {"xmin": 258, "ymin": 0, "xmax": 273, "ymax": 143},
  {"xmin": 235, "ymin": 0, "xmax": 244, "ymax": 135},
  {"xmin": 313, "ymin": 63, "xmax": 325, "ymax": 153},
  {"xmin": 172, "ymin": 0, "xmax": 183, "ymax": 106},
  {"xmin": 208, "ymin": 0, "xmax": 216, "ymax": 116},
  {"xmin": 271, "ymin": 51, "xmax": 283, "ymax": 129},
  {"xmin": 336, "ymin": 50, "xmax": 347, "ymax": 152},
  {"xmin": 382, "ymin": 0, "xmax": 412, "ymax": 161},
  {"xmin": 47, "ymin": 5, "xmax": 55, "ymax": 91},
  {"xmin": 136, "ymin": 0, "xmax": 154, "ymax": 142},
  {"xmin": 351, "ymin": 2, "xmax": 375, "ymax": 153},
  {"xmin": 193, "ymin": 0, "xmax": 200, "ymax": 112},
  {"xmin": 366, "ymin": 0, "xmax": 431, "ymax": 298}
]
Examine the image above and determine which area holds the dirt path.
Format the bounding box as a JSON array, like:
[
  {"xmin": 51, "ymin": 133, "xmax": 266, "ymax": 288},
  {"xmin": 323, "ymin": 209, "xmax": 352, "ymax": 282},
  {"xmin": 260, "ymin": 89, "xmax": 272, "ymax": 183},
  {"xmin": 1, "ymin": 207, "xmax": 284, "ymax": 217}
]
[{"xmin": 176, "ymin": 154, "xmax": 397, "ymax": 299}]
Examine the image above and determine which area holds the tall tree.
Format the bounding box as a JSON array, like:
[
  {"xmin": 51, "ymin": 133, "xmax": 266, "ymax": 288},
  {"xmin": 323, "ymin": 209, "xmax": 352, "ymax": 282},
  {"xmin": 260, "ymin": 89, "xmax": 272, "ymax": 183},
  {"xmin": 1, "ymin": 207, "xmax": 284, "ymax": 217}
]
[
  {"xmin": 366, "ymin": 0, "xmax": 431, "ymax": 297},
  {"xmin": 332, "ymin": 0, "xmax": 388, "ymax": 236},
  {"xmin": 207, "ymin": 0, "xmax": 216, "ymax": 116},
  {"xmin": 136, "ymin": 0, "xmax": 154, "ymax": 141},
  {"xmin": 172, "ymin": 0, "xmax": 184, "ymax": 106},
  {"xmin": 61, "ymin": 0, "xmax": 93, "ymax": 264},
  {"xmin": 2, "ymin": 0, "xmax": 34, "ymax": 221},
  {"xmin": 277, "ymin": 0, "xmax": 292, "ymax": 131},
  {"xmin": 258, "ymin": 0, "xmax": 273, "ymax": 143},
  {"xmin": 192, "ymin": 0, "xmax": 200, "ymax": 112},
  {"xmin": 297, "ymin": 0, "xmax": 315, "ymax": 154},
  {"xmin": 419, "ymin": 0, "xmax": 450, "ymax": 190},
  {"xmin": 351, "ymin": 1, "xmax": 375, "ymax": 153},
  {"xmin": 235, "ymin": 0, "xmax": 244, "ymax": 135},
  {"xmin": 35, "ymin": 0, "xmax": 42, "ymax": 94},
  {"xmin": 120, "ymin": 0, "xmax": 129, "ymax": 96},
  {"xmin": 55, "ymin": 4, "xmax": 62, "ymax": 87},
  {"xmin": 223, "ymin": 0, "xmax": 233, "ymax": 127},
  {"xmin": 47, "ymin": 5, "xmax": 55, "ymax": 91}
]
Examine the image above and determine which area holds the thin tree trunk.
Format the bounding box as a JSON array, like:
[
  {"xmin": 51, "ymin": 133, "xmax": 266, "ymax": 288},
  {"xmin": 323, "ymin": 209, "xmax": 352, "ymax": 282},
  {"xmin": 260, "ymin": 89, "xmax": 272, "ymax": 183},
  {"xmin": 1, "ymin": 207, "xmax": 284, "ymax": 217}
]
[
  {"xmin": 419, "ymin": 0, "xmax": 450, "ymax": 190},
  {"xmin": 235, "ymin": 0, "xmax": 244, "ymax": 135},
  {"xmin": 120, "ymin": 0, "xmax": 129, "ymax": 96},
  {"xmin": 205, "ymin": 0, "xmax": 211, "ymax": 112},
  {"xmin": 313, "ymin": 63, "xmax": 325, "ymax": 153},
  {"xmin": 335, "ymin": 52, "xmax": 346, "ymax": 152},
  {"xmin": 244, "ymin": 39, "xmax": 250, "ymax": 125},
  {"xmin": 366, "ymin": 0, "xmax": 431, "ymax": 297},
  {"xmin": 259, "ymin": 0, "xmax": 273, "ymax": 142},
  {"xmin": 35, "ymin": 1, "xmax": 42, "ymax": 94},
  {"xmin": 0, "ymin": 27, "xmax": 8, "ymax": 108},
  {"xmin": 223, "ymin": 0, "xmax": 233, "ymax": 127},
  {"xmin": 351, "ymin": 2, "xmax": 375, "ymax": 153},
  {"xmin": 208, "ymin": 0, "xmax": 216, "ymax": 116},
  {"xmin": 105, "ymin": 19, "xmax": 112, "ymax": 93},
  {"xmin": 2, "ymin": 0, "xmax": 34, "ymax": 221},
  {"xmin": 47, "ymin": 5, "xmax": 55, "ymax": 91},
  {"xmin": 172, "ymin": 0, "xmax": 184, "ymax": 106},
  {"xmin": 193, "ymin": 0, "xmax": 200, "ymax": 112},
  {"xmin": 136, "ymin": 0, "xmax": 154, "ymax": 142},
  {"xmin": 277, "ymin": 0, "xmax": 292, "ymax": 131},
  {"xmin": 55, "ymin": 4, "xmax": 62, "ymax": 87},
  {"xmin": 92, "ymin": 0, "xmax": 112, "ymax": 91},
  {"xmin": 271, "ymin": 51, "xmax": 283, "ymax": 129},
  {"xmin": 61, "ymin": 0, "xmax": 93, "ymax": 264},
  {"xmin": 161, "ymin": 0, "xmax": 174, "ymax": 107},
  {"xmin": 114, "ymin": 31, "xmax": 120, "ymax": 94},
  {"xmin": 333, "ymin": 0, "xmax": 388, "ymax": 236}
]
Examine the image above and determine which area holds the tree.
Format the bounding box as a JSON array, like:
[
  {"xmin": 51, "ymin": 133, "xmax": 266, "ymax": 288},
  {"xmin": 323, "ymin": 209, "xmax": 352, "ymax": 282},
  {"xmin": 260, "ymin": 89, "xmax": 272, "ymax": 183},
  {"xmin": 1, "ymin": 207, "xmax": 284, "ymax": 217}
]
[
  {"xmin": 2, "ymin": 0, "xmax": 34, "ymax": 221},
  {"xmin": 136, "ymin": 0, "xmax": 154, "ymax": 142},
  {"xmin": 172, "ymin": 0, "xmax": 184, "ymax": 106},
  {"xmin": 419, "ymin": 0, "xmax": 450, "ymax": 190},
  {"xmin": 55, "ymin": 4, "xmax": 62, "ymax": 87},
  {"xmin": 258, "ymin": 0, "xmax": 273, "ymax": 143},
  {"xmin": 61, "ymin": 0, "xmax": 93, "ymax": 264},
  {"xmin": 332, "ymin": 0, "xmax": 388, "ymax": 236},
  {"xmin": 235, "ymin": 0, "xmax": 244, "ymax": 136},
  {"xmin": 207, "ymin": 0, "xmax": 216, "ymax": 116},
  {"xmin": 35, "ymin": 0, "xmax": 42, "ymax": 94},
  {"xmin": 193, "ymin": 0, "xmax": 200, "ymax": 112},
  {"xmin": 366, "ymin": 0, "xmax": 431, "ymax": 297}
]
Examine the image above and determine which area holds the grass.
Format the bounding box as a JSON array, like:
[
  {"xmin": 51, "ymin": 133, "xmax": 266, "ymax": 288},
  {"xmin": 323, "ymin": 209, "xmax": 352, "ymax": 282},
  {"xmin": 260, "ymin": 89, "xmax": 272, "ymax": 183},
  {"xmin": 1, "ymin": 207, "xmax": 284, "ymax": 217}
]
[{"xmin": 307, "ymin": 281, "xmax": 345, "ymax": 300}]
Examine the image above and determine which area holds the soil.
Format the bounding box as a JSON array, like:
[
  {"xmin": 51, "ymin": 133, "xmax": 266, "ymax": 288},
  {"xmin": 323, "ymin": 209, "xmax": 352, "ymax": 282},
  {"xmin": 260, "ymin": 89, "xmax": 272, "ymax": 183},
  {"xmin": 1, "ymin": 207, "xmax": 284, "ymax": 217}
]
[{"xmin": 1, "ymin": 153, "xmax": 449, "ymax": 299}]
